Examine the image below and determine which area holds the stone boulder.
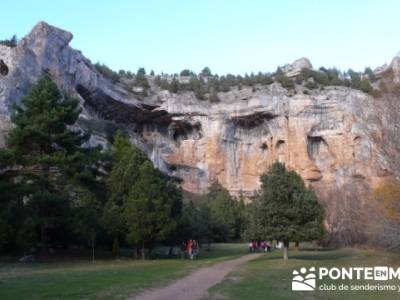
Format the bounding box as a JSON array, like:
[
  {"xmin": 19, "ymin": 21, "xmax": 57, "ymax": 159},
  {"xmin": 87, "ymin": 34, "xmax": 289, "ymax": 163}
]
[{"xmin": 282, "ymin": 57, "xmax": 313, "ymax": 77}]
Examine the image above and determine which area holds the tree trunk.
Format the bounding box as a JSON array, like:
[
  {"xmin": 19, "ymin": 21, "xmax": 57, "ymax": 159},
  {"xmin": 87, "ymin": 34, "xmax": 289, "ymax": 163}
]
[
  {"xmin": 141, "ymin": 243, "xmax": 145, "ymax": 260},
  {"xmin": 91, "ymin": 236, "xmax": 95, "ymax": 264},
  {"xmin": 283, "ymin": 241, "xmax": 289, "ymax": 260},
  {"xmin": 41, "ymin": 224, "xmax": 48, "ymax": 254}
]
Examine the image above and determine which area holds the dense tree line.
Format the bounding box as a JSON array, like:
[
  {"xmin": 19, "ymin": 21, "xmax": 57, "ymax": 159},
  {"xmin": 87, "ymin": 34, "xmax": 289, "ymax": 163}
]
[
  {"xmin": 0, "ymin": 77, "xmax": 180, "ymax": 258},
  {"xmin": 179, "ymin": 182, "xmax": 246, "ymax": 244},
  {"xmin": 0, "ymin": 76, "xmax": 327, "ymax": 260},
  {"xmin": 0, "ymin": 76, "xmax": 248, "ymax": 258}
]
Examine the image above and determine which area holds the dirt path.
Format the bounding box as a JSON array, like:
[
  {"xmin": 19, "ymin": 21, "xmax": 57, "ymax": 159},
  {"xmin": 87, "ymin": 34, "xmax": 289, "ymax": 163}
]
[{"xmin": 131, "ymin": 253, "xmax": 262, "ymax": 300}]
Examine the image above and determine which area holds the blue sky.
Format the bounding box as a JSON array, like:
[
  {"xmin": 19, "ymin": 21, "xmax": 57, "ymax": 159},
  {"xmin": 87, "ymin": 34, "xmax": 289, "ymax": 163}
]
[{"xmin": 2, "ymin": 0, "xmax": 399, "ymax": 75}]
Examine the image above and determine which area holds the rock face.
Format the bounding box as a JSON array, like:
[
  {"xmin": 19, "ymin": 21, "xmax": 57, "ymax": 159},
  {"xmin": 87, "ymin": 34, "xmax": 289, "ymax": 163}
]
[
  {"xmin": 0, "ymin": 23, "xmax": 397, "ymax": 216},
  {"xmin": 282, "ymin": 57, "xmax": 313, "ymax": 77}
]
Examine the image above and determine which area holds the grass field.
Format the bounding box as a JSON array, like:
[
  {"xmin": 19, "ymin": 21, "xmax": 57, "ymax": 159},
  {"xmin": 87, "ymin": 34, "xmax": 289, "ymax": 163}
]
[
  {"xmin": 1, "ymin": 244, "xmax": 400, "ymax": 300},
  {"xmin": 0, "ymin": 243, "xmax": 245, "ymax": 300},
  {"xmin": 206, "ymin": 247, "xmax": 400, "ymax": 300}
]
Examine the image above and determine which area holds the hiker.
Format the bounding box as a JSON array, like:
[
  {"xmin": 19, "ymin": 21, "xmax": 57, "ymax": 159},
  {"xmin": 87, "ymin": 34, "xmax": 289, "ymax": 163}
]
[
  {"xmin": 261, "ymin": 240, "xmax": 266, "ymax": 252},
  {"xmin": 180, "ymin": 241, "xmax": 187, "ymax": 259},
  {"xmin": 252, "ymin": 240, "xmax": 257, "ymax": 252},
  {"xmin": 192, "ymin": 239, "xmax": 199, "ymax": 259},
  {"xmin": 187, "ymin": 239, "xmax": 193, "ymax": 260},
  {"xmin": 266, "ymin": 241, "xmax": 271, "ymax": 252},
  {"xmin": 248, "ymin": 241, "xmax": 253, "ymax": 252}
]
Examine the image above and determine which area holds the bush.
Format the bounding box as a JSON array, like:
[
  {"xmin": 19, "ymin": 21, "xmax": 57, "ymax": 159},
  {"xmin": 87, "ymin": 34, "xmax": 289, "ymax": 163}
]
[
  {"xmin": 276, "ymin": 74, "xmax": 294, "ymax": 89},
  {"xmin": 169, "ymin": 78, "xmax": 179, "ymax": 93},
  {"xmin": 189, "ymin": 77, "xmax": 205, "ymax": 100},
  {"xmin": 305, "ymin": 80, "xmax": 318, "ymax": 90},
  {"xmin": 313, "ymin": 71, "xmax": 330, "ymax": 85},
  {"xmin": 360, "ymin": 79, "xmax": 373, "ymax": 94},
  {"xmin": 209, "ymin": 90, "xmax": 220, "ymax": 102},
  {"xmin": 94, "ymin": 63, "xmax": 120, "ymax": 82}
]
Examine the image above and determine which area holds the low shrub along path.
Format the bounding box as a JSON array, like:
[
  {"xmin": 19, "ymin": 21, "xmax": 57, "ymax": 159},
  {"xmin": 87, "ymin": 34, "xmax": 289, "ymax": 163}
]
[{"xmin": 131, "ymin": 253, "xmax": 262, "ymax": 300}]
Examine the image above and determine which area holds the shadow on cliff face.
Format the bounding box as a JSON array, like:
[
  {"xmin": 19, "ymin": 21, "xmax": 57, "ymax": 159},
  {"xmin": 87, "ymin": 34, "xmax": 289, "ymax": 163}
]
[
  {"xmin": 0, "ymin": 59, "xmax": 9, "ymax": 76},
  {"xmin": 76, "ymin": 84, "xmax": 204, "ymax": 147},
  {"xmin": 76, "ymin": 84, "xmax": 171, "ymax": 125}
]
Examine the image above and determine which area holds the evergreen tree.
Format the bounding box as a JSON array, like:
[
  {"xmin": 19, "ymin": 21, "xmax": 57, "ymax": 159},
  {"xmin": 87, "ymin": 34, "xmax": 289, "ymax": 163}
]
[
  {"xmin": 254, "ymin": 162, "xmax": 325, "ymax": 259},
  {"xmin": 135, "ymin": 67, "xmax": 150, "ymax": 90},
  {"xmin": 0, "ymin": 76, "xmax": 103, "ymax": 252},
  {"xmin": 104, "ymin": 132, "xmax": 182, "ymax": 259},
  {"xmin": 180, "ymin": 69, "xmax": 195, "ymax": 76},
  {"xmin": 103, "ymin": 132, "xmax": 147, "ymax": 245},
  {"xmin": 124, "ymin": 161, "xmax": 182, "ymax": 259},
  {"xmin": 200, "ymin": 67, "xmax": 212, "ymax": 77},
  {"xmin": 206, "ymin": 182, "xmax": 238, "ymax": 241}
]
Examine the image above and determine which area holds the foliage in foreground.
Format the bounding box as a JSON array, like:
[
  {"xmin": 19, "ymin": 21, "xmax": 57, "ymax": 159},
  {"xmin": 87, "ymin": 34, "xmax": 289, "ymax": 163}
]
[
  {"xmin": 104, "ymin": 132, "xmax": 182, "ymax": 258},
  {"xmin": 0, "ymin": 76, "xmax": 104, "ymax": 253}
]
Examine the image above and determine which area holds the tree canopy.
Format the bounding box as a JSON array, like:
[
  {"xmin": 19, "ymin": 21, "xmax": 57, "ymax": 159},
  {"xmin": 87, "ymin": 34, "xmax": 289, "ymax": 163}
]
[
  {"xmin": 0, "ymin": 76, "xmax": 104, "ymax": 253},
  {"xmin": 244, "ymin": 162, "xmax": 325, "ymax": 259}
]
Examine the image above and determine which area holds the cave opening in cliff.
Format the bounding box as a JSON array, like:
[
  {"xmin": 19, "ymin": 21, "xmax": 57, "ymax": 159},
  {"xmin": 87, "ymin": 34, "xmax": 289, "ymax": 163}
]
[
  {"xmin": 307, "ymin": 136, "xmax": 328, "ymax": 160},
  {"xmin": 231, "ymin": 112, "xmax": 277, "ymax": 130},
  {"xmin": 260, "ymin": 142, "xmax": 268, "ymax": 153},
  {"xmin": 169, "ymin": 121, "xmax": 202, "ymax": 144},
  {"xmin": 276, "ymin": 140, "xmax": 285, "ymax": 150}
]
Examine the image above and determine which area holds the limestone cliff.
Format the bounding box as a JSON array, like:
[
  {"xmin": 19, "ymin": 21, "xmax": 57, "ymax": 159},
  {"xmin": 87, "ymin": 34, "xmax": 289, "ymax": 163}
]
[{"xmin": 1, "ymin": 22, "xmax": 399, "ymax": 214}]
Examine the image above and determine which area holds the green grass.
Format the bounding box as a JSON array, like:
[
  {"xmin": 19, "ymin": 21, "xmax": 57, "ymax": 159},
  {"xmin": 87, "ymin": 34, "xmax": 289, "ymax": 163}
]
[
  {"xmin": 2, "ymin": 244, "xmax": 398, "ymax": 300},
  {"xmin": 206, "ymin": 247, "xmax": 400, "ymax": 300},
  {"xmin": 0, "ymin": 243, "xmax": 246, "ymax": 300}
]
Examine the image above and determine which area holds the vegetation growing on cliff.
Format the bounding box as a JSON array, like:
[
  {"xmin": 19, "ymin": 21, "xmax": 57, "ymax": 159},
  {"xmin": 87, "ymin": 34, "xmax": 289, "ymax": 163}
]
[
  {"xmin": 94, "ymin": 62, "xmax": 120, "ymax": 82},
  {"xmin": 0, "ymin": 35, "xmax": 17, "ymax": 47},
  {"xmin": 94, "ymin": 60, "xmax": 380, "ymax": 100}
]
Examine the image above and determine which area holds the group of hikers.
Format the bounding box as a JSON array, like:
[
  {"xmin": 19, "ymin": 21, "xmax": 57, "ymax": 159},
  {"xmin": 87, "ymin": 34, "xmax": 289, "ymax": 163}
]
[
  {"xmin": 179, "ymin": 239, "xmax": 273, "ymax": 260},
  {"xmin": 181, "ymin": 239, "xmax": 200, "ymax": 260},
  {"xmin": 248, "ymin": 240, "xmax": 271, "ymax": 252}
]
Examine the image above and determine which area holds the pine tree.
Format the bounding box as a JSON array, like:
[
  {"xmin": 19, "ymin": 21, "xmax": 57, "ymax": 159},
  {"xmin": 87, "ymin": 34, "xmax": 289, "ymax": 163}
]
[
  {"xmin": 0, "ymin": 75, "xmax": 102, "ymax": 252},
  {"xmin": 103, "ymin": 132, "xmax": 148, "ymax": 242},
  {"xmin": 124, "ymin": 161, "xmax": 182, "ymax": 259},
  {"xmin": 255, "ymin": 162, "xmax": 325, "ymax": 259},
  {"xmin": 104, "ymin": 132, "xmax": 182, "ymax": 259}
]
